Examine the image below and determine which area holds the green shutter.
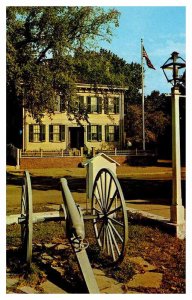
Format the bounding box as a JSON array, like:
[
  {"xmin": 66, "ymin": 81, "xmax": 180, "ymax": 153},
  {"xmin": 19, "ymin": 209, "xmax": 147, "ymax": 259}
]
[
  {"xmin": 115, "ymin": 126, "xmax": 119, "ymax": 141},
  {"xmin": 40, "ymin": 125, "xmax": 45, "ymax": 142},
  {"xmin": 60, "ymin": 125, "xmax": 65, "ymax": 141},
  {"xmin": 29, "ymin": 125, "xmax": 33, "ymax": 142},
  {"xmin": 78, "ymin": 96, "xmax": 84, "ymax": 110},
  {"xmin": 115, "ymin": 97, "xmax": 120, "ymax": 114},
  {"xmin": 87, "ymin": 125, "xmax": 91, "ymax": 141},
  {"xmin": 68, "ymin": 100, "xmax": 72, "ymax": 113},
  {"xmin": 97, "ymin": 97, "xmax": 102, "ymax": 114},
  {"xmin": 49, "ymin": 125, "xmax": 53, "ymax": 142},
  {"xmin": 98, "ymin": 125, "xmax": 102, "ymax": 141},
  {"xmin": 104, "ymin": 98, "xmax": 108, "ymax": 114},
  {"xmin": 105, "ymin": 125, "xmax": 109, "ymax": 142},
  {"xmin": 87, "ymin": 97, "xmax": 91, "ymax": 113}
]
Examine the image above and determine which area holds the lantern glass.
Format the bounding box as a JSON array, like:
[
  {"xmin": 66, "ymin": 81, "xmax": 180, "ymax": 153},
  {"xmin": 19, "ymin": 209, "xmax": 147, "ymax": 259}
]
[{"xmin": 161, "ymin": 52, "xmax": 185, "ymax": 87}]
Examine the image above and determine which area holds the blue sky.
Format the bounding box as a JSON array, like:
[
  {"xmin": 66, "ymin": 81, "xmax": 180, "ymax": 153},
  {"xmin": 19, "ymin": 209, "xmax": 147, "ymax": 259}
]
[{"xmin": 98, "ymin": 6, "xmax": 186, "ymax": 95}]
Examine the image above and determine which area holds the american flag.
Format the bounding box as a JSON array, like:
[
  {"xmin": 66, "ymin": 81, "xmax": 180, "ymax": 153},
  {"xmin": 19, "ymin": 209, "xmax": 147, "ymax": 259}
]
[{"xmin": 143, "ymin": 46, "xmax": 156, "ymax": 70}]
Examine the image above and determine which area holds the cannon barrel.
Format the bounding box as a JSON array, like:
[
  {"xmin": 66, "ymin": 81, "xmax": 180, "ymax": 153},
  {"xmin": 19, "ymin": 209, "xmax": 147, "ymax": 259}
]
[{"xmin": 60, "ymin": 178, "xmax": 85, "ymax": 240}]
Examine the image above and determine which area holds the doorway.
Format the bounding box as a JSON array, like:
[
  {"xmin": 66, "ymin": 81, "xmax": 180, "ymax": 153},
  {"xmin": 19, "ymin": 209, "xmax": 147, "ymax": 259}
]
[{"xmin": 69, "ymin": 127, "xmax": 84, "ymax": 149}]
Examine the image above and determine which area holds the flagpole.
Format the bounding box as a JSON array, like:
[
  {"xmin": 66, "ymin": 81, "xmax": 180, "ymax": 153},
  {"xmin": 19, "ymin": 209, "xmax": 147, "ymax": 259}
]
[{"xmin": 141, "ymin": 38, "xmax": 145, "ymax": 151}]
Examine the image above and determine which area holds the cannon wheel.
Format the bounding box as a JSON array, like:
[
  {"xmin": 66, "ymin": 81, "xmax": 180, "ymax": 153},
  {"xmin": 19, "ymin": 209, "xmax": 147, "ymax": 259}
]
[
  {"xmin": 91, "ymin": 168, "xmax": 128, "ymax": 265},
  {"xmin": 20, "ymin": 170, "xmax": 33, "ymax": 266}
]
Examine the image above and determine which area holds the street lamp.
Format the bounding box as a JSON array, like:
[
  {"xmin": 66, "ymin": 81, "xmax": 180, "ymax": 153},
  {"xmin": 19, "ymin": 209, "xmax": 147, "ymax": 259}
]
[
  {"xmin": 161, "ymin": 52, "xmax": 186, "ymax": 239},
  {"xmin": 161, "ymin": 51, "xmax": 186, "ymax": 88}
]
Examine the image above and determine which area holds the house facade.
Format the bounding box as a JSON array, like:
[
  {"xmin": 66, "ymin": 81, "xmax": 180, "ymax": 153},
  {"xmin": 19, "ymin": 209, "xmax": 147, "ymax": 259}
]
[{"xmin": 22, "ymin": 83, "xmax": 127, "ymax": 152}]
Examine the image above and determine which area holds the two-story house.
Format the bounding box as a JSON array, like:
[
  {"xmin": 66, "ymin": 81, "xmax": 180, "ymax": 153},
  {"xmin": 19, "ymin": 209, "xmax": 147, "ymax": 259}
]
[{"xmin": 22, "ymin": 83, "xmax": 127, "ymax": 152}]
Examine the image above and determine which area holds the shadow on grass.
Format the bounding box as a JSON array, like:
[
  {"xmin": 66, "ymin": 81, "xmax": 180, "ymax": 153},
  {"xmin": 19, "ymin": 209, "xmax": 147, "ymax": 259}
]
[
  {"xmin": 6, "ymin": 172, "xmax": 185, "ymax": 207},
  {"xmin": 6, "ymin": 172, "xmax": 86, "ymax": 193},
  {"xmin": 119, "ymin": 178, "xmax": 185, "ymax": 207}
]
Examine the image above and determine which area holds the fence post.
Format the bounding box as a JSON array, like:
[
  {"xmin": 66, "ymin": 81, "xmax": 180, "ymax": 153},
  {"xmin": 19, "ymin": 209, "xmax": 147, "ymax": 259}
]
[
  {"xmin": 61, "ymin": 149, "xmax": 64, "ymax": 157},
  {"xmin": 80, "ymin": 147, "xmax": 84, "ymax": 157},
  {"xmin": 40, "ymin": 149, "xmax": 43, "ymax": 157},
  {"xmin": 16, "ymin": 148, "xmax": 20, "ymax": 169},
  {"xmin": 92, "ymin": 147, "xmax": 95, "ymax": 157},
  {"xmin": 115, "ymin": 148, "xmax": 117, "ymax": 156}
]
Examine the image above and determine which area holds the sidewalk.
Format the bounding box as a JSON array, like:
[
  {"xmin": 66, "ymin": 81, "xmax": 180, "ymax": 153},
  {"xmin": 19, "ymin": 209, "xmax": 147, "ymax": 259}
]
[
  {"xmin": 125, "ymin": 199, "xmax": 185, "ymax": 241},
  {"xmin": 126, "ymin": 199, "xmax": 171, "ymax": 219}
]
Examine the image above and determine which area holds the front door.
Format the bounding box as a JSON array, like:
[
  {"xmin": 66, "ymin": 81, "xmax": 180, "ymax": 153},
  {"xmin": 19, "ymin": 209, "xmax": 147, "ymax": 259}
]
[{"xmin": 69, "ymin": 127, "xmax": 84, "ymax": 149}]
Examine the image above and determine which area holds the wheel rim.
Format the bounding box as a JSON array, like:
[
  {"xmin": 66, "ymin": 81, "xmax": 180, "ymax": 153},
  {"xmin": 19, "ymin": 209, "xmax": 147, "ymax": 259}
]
[
  {"xmin": 91, "ymin": 168, "xmax": 128, "ymax": 265},
  {"xmin": 21, "ymin": 170, "xmax": 33, "ymax": 266}
]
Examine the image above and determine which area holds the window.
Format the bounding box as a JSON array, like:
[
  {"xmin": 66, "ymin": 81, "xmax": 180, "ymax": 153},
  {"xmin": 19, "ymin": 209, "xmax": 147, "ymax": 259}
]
[
  {"xmin": 87, "ymin": 125, "xmax": 102, "ymax": 141},
  {"xmin": 49, "ymin": 125, "xmax": 65, "ymax": 142},
  {"xmin": 105, "ymin": 125, "xmax": 119, "ymax": 142},
  {"xmin": 53, "ymin": 94, "xmax": 66, "ymax": 112},
  {"xmin": 29, "ymin": 124, "xmax": 45, "ymax": 142},
  {"xmin": 108, "ymin": 98, "xmax": 115, "ymax": 113},
  {"xmin": 104, "ymin": 97, "xmax": 120, "ymax": 114},
  {"xmin": 78, "ymin": 96, "xmax": 84, "ymax": 110},
  {"xmin": 87, "ymin": 97, "xmax": 102, "ymax": 113},
  {"xmin": 68, "ymin": 96, "xmax": 84, "ymax": 113}
]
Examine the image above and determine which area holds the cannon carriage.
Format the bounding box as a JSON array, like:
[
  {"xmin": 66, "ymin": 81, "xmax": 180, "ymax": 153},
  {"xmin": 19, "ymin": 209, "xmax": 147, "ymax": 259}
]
[{"xmin": 7, "ymin": 165, "xmax": 128, "ymax": 293}]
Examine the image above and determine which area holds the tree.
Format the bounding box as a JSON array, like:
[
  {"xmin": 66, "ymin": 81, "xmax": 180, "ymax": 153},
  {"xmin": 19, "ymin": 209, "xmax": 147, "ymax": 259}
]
[
  {"xmin": 125, "ymin": 91, "xmax": 171, "ymax": 150},
  {"xmin": 73, "ymin": 49, "xmax": 142, "ymax": 101},
  {"xmin": 7, "ymin": 7, "xmax": 120, "ymax": 122}
]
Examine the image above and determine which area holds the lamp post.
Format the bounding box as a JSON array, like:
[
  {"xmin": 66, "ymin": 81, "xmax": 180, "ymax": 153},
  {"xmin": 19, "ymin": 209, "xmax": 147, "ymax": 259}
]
[{"xmin": 161, "ymin": 52, "xmax": 186, "ymax": 239}]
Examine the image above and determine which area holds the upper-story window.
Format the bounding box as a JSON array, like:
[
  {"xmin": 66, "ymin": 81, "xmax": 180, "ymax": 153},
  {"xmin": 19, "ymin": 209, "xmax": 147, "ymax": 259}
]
[
  {"xmin": 53, "ymin": 94, "xmax": 66, "ymax": 112},
  {"xmin": 87, "ymin": 96, "xmax": 102, "ymax": 114},
  {"xmin": 68, "ymin": 96, "xmax": 84, "ymax": 113},
  {"xmin": 75, "ymin": 96, "xmax": 84, "ymax": 111},
  {"xmin": 29, "ymin": 124, "xmax": 45, "ymax": 142},
  {"xmin": 104, "ymin": 97, "xmax": 120, "ymax": 114}
]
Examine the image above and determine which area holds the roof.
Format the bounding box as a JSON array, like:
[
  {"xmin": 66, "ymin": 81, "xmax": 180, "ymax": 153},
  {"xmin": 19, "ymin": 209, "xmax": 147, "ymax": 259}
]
[
  {"xmin": 76, "ymin": 83, "xmax": 128, "ymax": 92},
  {"xmin": 83, "ymin": 153, "xmax": 120, "ymax": 166}
]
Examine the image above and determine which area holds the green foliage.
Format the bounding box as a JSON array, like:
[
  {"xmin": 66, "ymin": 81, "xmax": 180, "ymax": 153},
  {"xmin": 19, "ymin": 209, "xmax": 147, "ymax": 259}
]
[
  {"xmin": 7, "ymin": 6, "xmax": 120, "ymax": 121},
  {"xmin": 125, "ymin": 90, "xmax": 171, "ymax": 147},
  {"xmin": 74, "ymin": 49, "xmax": 141, "ymax": 90}
]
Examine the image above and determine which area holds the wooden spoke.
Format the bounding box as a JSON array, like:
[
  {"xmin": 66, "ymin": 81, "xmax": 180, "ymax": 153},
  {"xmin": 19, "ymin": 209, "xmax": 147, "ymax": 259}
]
[
  {"xmin": 91, "ymin": 168, "xmax": 128, "ymax": 265},
  {"xmin": 96, "ymin": 221, "xmax": 105, "ymax": 240},
  {"xmin": 108, "ymin": 216, "xmax": 124, "ymax": 227},
  {"xmin": 108, "ymin": 225, "xmax": 121, "ymax": 256},
  {"xmin": 99, "ymin": 175, "xmax": 105, "ymax": 209},
  {"xmin": 106, "ymin": 175, "xmax": 113, "ymax": 209},
  {"xmin": 93, "ymin": 193, "xmax": 103, "ymax": 212},
  {"xmin": 107, "ymin": 226, "xmax": 116, "ymax": 261},
  {"xmin": 107, "ymin": 189, "xmax": 118, "ymax": 212},
  {"xmin": 108, "ymin": 219, "xmax": 123, "ymax": 243},
  {"xmin": 106, "ymin": 205, "xmax": 122, "ymax": 217}
]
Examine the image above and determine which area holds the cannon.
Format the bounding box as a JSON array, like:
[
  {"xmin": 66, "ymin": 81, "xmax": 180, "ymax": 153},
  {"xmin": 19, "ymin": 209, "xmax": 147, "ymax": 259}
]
[{"xmin": 7, "ymin": 168, "xmax": 128, "ymax": 293}]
